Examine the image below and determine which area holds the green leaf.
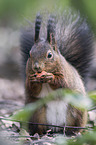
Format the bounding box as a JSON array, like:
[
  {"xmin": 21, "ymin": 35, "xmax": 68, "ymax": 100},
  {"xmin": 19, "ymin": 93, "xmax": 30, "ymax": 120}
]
[
  {"xmin": 88, "ymin": 91, "xmax": 96, "ymax": 102},
  {"xmin": 68, "ymin": 130, "xmax": 96, "ymax": 145}
]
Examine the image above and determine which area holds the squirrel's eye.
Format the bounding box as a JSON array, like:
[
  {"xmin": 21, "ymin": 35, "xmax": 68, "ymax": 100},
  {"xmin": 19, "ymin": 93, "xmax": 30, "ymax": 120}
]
[{"xmin": 47, "ymin": 52, "xmax": 53, "ymax": 59}]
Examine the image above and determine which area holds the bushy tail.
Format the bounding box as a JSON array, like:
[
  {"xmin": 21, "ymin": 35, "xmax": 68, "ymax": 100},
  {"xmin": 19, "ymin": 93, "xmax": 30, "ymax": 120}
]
[{"xmin": 56, "ymin": 13, "xmax": 93, "ymax": 81}]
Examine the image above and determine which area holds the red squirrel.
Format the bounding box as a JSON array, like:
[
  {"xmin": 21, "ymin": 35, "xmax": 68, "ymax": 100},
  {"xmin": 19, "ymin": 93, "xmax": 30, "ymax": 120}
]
[{"xmin": 20, "ymin": 12, "xmax": 93, "ymax": 135}]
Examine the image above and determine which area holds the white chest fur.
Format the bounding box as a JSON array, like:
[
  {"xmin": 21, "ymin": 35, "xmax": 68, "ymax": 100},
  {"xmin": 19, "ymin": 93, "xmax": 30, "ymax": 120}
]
[
  {"xmin": 38, "ymin": 83, "xmax": 68, "ymax": 129},
  {"xmin": 46, "ymin": 101, "xmax": 68, "ymax": 127},
  {"xmin": 38, "ymin": 83, "xmax": 53, "ymax": 98}
]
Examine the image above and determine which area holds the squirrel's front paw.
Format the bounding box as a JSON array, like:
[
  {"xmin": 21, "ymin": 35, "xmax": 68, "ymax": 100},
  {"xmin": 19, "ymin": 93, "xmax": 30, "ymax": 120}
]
[
  {"xmin": 40, "ymin": 73, "xmax": 54, "ymax": 83},
  {"xmin": 29, "ymin": 71, "xmax": 55, "ymax": 83}
]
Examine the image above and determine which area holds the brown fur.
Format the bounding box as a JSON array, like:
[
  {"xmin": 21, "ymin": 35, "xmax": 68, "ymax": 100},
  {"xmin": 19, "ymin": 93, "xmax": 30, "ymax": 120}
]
[
  {"xmin": 25, "ymin": 41, "xmax": 87, "ymax": 135},
  {"xmin": 20, "ymin": 13, "xmax": 93, "ymax": 135}
]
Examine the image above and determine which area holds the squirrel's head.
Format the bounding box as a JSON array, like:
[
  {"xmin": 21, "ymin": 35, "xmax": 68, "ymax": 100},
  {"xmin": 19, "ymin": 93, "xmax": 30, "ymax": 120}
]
[{"xmin": 28, "ymin": 14, "xmax": 60, "ymax": 74}]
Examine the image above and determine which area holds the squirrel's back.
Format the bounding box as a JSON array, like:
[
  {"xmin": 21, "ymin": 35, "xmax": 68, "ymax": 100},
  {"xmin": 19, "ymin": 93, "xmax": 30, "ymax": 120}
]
[{"xmin": 20, "ymin": 12, "xmax": 93, "ymax": 83}]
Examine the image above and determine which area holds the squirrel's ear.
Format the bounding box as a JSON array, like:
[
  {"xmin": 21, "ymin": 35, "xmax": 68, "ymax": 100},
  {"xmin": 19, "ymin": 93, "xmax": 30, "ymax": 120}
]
[
  {"xmin": 47, "ymin": 15, "xmax": 57, "ymax": 51},
  {"xmin": 35, "ymin": 14, "xmax": 42, "ymax": 42}
]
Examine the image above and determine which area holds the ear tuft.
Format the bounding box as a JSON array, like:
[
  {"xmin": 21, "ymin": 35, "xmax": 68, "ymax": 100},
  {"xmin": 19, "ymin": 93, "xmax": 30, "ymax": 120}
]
[
  {"xmin": 47, "ymin": 15, "xmax": 56, "ymax": 45},
  {"xmin": 35, "ymin": 14, "xmax": 42, "ymax": 42}
]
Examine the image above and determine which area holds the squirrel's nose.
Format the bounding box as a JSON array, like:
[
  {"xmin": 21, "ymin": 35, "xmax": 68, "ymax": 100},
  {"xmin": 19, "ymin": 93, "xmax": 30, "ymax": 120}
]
[{"xmin": 33, "ymin": 62, "xmax": 42, "ymax": 73}]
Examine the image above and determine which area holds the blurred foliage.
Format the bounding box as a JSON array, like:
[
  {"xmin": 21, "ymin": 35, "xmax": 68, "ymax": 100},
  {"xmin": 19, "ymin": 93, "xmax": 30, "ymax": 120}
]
[
  {"xmin": 67, "ymin": 128, "xmax": 96, "ymax": 145},
  {"xmin": 70, "ymin": 0, "xmax": 96, "ymax": 35},
  {"xmin": 55, "ymin": 128, "xmax": 96, "ymax": 145},
  {"xmin": 10, "ymin": 89, "xmax": 93, "ymax": 122},
  {"xmin": 88, "ymin": 91, "xmax": 96, "ymax": 104},
  {"xmin": 0, "ymin": 0, "xmax": 96, "ymax": 35},
  {"xmin": 0, "ymin": 0, "xmax": 70, "ymax": 27}
]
